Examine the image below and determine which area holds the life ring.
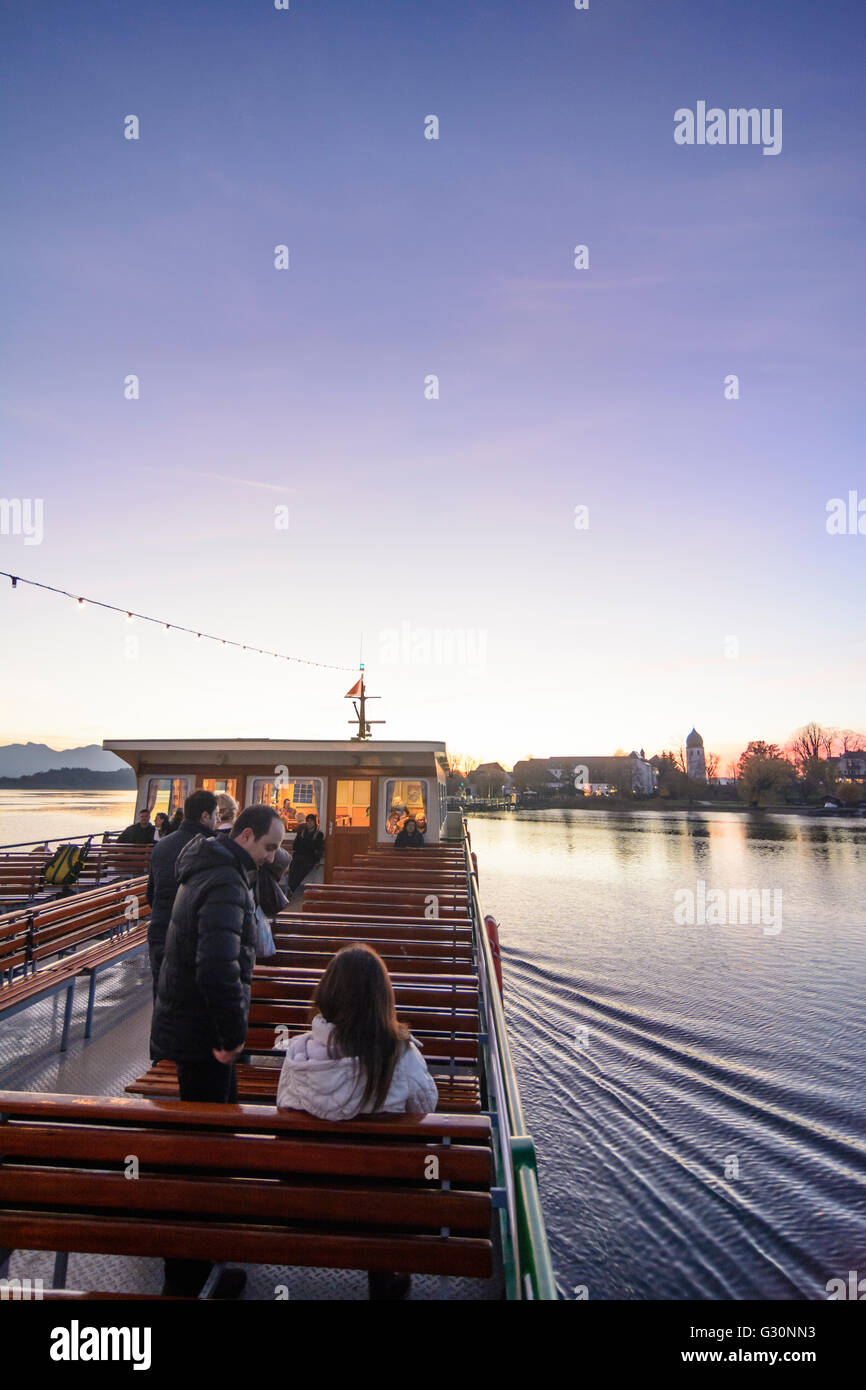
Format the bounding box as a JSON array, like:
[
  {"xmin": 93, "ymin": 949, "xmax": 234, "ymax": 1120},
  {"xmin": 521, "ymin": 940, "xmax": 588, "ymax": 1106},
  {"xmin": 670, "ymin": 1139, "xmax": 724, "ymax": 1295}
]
[{"xmin": 484, "ymin": 914, "xmax": 503, "ymax": 995}]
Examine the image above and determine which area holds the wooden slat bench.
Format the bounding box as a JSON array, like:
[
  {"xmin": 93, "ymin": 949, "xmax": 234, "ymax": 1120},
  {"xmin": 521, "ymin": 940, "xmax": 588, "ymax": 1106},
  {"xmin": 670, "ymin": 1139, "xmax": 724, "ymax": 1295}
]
[
  {"xmin": 0, "ymin": 845, "xmax": 153, "ymax": 904},
  {"xmin": 0, "ymin": 881, "xmax": 150, "ymax": 1050},
  {"xmin": 127, "ymin": 1061, "xmax": 482, "ymax": 1111},
  {"xmin": 127, "ymin": 970, "xmax": 483, "ymax": 1105},
  {"xmin": 0, "ymin": 1091, "xmax": 496, "ymax": 1290}
]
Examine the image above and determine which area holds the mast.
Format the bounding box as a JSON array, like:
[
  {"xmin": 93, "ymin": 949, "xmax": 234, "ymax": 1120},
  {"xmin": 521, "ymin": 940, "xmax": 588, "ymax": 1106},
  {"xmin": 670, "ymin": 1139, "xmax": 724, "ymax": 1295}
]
[{"xmin": 346, "ymin": 666, "xmax": 385, "ymax": 741}]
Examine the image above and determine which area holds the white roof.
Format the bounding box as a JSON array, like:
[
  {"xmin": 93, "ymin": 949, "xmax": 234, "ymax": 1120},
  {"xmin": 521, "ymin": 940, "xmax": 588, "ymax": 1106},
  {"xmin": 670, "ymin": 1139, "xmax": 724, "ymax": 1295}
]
[{"xmin": 104, "ymin": 739, "xmax": 446, "ymax": 753}]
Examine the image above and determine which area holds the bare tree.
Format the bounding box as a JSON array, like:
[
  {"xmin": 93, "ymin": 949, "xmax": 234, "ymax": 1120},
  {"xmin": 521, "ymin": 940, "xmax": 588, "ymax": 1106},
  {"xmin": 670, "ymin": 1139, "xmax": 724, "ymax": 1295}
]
[
  {"xmin": 790, "ymin": 723, "xmax": 834, "ymax": 768},
  {"xmin": 705, "ymin": 751, "xmax": 720, "ymax": 780},
  {"xmin": 447, "ymin": 752, "xmax": 479, "ymax": 776}
]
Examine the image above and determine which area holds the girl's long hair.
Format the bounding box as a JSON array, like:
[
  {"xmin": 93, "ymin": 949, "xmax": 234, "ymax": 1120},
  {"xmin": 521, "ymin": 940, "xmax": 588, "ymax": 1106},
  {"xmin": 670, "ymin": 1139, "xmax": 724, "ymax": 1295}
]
[{"xmin": 311, "ymin": 943, "xmax": 409, "ymax": 1111}]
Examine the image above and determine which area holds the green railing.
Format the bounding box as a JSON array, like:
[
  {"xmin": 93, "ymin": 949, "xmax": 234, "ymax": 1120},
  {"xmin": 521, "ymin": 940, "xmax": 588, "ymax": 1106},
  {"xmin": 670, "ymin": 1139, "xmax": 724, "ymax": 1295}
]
[{"xmin": 450, "ymin": 819, "xmax": 557, "ymax": 1300}]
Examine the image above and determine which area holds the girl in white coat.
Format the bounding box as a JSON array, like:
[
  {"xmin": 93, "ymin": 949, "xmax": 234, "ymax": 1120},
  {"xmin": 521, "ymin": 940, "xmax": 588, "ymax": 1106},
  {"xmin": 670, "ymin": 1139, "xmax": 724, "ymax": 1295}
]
[{"xmin": 276, "ymin": 942, "xmax": 438, "ymax": 1120}]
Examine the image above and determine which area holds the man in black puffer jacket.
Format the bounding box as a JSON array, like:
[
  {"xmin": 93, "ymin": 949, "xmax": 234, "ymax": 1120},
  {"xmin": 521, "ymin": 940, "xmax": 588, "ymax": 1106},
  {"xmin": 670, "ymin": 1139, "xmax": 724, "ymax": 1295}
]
[
  {"xmin": 145, "ymin": 789, "xmax": 219, "ymax": 998},
  {"xmin": 150, "ymin": 802, "xmax": 286, "ymax": 1298}
]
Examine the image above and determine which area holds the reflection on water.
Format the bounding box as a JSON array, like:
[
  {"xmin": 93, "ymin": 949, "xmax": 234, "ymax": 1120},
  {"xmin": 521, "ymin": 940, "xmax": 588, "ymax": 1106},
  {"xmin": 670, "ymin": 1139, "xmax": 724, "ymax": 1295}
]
[
  {"xmin": 0, "ymin": 791, "xmax": 138, "ymax": 846},
  {"xmin": 471, "ymin": 808, "xmax": 866, "ymax": 1301}
]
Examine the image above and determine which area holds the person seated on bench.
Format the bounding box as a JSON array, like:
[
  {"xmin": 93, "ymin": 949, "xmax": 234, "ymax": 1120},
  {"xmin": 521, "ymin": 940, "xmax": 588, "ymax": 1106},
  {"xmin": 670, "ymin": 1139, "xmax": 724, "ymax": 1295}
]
[
  {"xmin": 276, "ymin": 943, "xmax": 438, "ymax": 1120},
  {"xmin": 153, "ymin": 812, "xmax": 171, "ymax": 840},
  {"xmin": 277, "ymin": 942, "xmax": 438, "ymax": 1301},
  {"xmin": 394, "ymin": 816, "xmax": 425, "ymax": 850},
  {"xmin": 117, "ymin": 809, "xmax": 156, "ymax": 844},
  {"xmin": 287, "ymin": 812, "xmax": 324, "ymax": 893}
]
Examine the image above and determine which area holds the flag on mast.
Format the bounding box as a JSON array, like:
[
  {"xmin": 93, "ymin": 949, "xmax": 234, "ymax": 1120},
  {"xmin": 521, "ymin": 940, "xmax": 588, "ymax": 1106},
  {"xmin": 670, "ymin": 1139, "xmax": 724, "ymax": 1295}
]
[{"xmin": 345, "ymin": 678, "xmax": 363, "ymax": 699}]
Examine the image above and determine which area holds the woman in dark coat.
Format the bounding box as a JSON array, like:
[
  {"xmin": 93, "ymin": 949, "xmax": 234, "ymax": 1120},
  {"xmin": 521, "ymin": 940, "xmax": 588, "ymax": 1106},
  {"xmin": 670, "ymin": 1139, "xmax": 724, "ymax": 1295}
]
[
  {"xmin": 394, "ymin": 817, "xmax": 425, "ymax": 849},
  {"xmin": 288, "ymin": 814, "xmax": 324, "ymax": 893}
]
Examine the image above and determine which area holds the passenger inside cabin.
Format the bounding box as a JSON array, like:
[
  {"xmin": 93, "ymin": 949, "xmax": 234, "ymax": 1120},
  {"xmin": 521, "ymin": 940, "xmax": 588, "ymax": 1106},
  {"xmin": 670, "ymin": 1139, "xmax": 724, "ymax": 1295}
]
[
  {"xmin": 167, "ymin": 806, "xmax": 184, "ymax": 834},
  {"xmin": 394, "ymin": 816, "xmax": 425, "ymax": 849},
  {"xmin": 288, "ymin": 812, "xmax": 324, "ymax": 893},
  {"xmin": 153, "ymin": 812, "xmax": 171, "ymax": 840},
  {"xmin": 117, "ymin": 808, "xmax": 156, "ymax": 844}
]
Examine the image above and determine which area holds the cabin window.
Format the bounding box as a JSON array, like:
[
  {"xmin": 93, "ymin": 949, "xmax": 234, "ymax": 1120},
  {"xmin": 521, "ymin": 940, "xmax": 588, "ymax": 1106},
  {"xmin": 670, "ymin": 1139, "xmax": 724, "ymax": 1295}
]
[
  {"xmin": 278, "ymin": 779, "xmax": 324, "ymax": 830},
  {"xmin": 249, "ymin": 777, "xmax": 324, "ymax": 827},
  {"xmin": 201, "ymin": 778, "xmax": 239, "ymax": 799},
  {"xmin": 383, "ymin": 780, "xmax": 428, "ymax": 836},
  {"xmin": 144, "ymin": 776, "xmax": 190, "ymax": 818},
  {"xmin": 335, "ymin": 779, "xmax": 370, "ymax": 828}
]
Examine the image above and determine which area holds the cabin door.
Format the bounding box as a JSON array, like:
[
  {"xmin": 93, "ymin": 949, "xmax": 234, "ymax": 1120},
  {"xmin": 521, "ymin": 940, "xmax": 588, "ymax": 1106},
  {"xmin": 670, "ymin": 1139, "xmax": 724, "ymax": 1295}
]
[{"xmin": 324, "ymin": 778, "xmax": 376, "ymax": 880}]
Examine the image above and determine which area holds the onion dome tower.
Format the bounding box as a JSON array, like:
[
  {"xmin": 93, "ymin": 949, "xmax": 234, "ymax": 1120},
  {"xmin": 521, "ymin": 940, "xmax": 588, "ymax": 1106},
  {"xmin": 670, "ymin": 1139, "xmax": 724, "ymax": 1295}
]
[{"xmin": 686, "ymin": 728, "xmax": 707, "ymax": 781}]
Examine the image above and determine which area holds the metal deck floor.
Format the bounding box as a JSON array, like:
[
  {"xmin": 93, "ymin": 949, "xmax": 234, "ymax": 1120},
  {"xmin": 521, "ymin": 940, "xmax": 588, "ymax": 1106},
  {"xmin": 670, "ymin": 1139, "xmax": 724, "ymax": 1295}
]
[{"xmin": 0, "ymin": 948, "xmax": 501, "ymax": 1300}]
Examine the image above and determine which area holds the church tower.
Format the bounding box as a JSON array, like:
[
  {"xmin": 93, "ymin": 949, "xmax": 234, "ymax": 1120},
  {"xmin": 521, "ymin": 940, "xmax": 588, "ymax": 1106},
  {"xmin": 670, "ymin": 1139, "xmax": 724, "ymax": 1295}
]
[{"xmin": 686, "ymin": 728, "xmax": 707, "ymax": 781}]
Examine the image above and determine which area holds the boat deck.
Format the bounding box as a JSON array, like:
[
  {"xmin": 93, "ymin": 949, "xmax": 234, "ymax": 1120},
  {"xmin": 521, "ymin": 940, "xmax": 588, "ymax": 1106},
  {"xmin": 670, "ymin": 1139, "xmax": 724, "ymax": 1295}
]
[
  {"xmin": 0, "ymin": 945, "xmax": 501, "ymax": 1300},
  {"xmin": 0, "ymin": 855, "xmax": 511, "ymax": 1300}
]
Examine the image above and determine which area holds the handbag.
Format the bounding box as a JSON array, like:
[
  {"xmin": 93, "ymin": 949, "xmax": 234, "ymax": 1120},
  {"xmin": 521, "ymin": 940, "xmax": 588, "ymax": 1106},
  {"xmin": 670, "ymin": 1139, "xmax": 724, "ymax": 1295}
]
[{"xmin": 253, "ymin": 904, "xmax": 276, "ymax": 959}]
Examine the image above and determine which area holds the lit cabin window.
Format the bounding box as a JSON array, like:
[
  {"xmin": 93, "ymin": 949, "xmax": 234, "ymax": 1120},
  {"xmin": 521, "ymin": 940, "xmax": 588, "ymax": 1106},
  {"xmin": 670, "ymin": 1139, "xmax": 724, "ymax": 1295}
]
[
  {"xmin": 335, "ymin": 780, "xmax": 370, "ymax": 828},
  {"xmin": 384, "ymin": 780, "xmax": 428, "ymax": 836},
  {"xmin": 251, "ymin": 778, "xmax": 324, "ymax": 830},
  {"xmin": 201, "ymin": 778, "xmax": 239, "ymax": 799},
  {"xmin": 279, "ymin": 779, "xmax": 323, "ymax": 830},
  {"xmin": 145, "ymin": 777, "xmax": 190, "ymax": 818}
]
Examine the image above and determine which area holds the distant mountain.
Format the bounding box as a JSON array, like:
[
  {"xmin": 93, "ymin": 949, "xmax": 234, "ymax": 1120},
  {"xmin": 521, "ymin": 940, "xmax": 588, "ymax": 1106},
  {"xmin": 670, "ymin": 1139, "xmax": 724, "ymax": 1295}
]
[
  {"xmin": 0, "ymin": 767, "xmax": 137, "ymax": 790},
  {"xmin": 0, "ymin": 743, "xmax": 128, "ymax": 777}
]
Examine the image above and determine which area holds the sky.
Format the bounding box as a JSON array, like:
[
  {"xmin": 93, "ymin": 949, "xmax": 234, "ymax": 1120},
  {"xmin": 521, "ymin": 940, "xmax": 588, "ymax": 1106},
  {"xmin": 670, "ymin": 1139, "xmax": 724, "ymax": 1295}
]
[{"xmin": 1, "ymin": 0, "xmax": 864, "ymax": 771}]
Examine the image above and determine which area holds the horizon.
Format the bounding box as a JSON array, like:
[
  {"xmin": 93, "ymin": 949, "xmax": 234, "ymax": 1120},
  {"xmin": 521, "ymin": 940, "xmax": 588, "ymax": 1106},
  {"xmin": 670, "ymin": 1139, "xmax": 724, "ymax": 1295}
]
[{"xmin": 1, "ymin": 1, "xmax": 864, "ymax": 763}]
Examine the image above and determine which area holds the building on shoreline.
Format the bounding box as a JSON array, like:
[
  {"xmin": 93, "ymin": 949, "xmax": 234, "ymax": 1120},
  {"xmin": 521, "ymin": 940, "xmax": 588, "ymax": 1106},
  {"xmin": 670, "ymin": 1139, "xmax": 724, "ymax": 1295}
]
[
  {"xmin": 837, "ymin": 750, "xmax": 866, "ymax": 780},
  {"xmin": 686, "ymin": 729, "xmax": 707, "ymax": 782},
  {"xmin": 511, "ymin": 753, "xmax": 657, "ymax": 798}
]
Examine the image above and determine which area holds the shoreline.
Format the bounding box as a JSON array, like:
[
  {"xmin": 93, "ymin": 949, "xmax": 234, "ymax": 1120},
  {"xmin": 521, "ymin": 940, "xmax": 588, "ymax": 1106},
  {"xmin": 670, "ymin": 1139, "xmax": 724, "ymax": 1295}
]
[{"xmin": 464, "ymin": 801, "xmax": 863, "ymax": 818}]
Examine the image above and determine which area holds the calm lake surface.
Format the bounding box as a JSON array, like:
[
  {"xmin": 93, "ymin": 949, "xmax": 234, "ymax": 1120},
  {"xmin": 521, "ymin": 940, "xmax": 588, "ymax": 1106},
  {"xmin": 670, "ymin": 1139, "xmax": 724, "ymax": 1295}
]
[
  {"xmin": 0, "ymin": 790, "xmax": 137, "ymax": 847},
  {"xmin": 2, "ymin": 794, "xmax": 864, "ymax": 1299},
  {"xmin": 469, "ymin": 808, "xmax": 866, "ymax": 1300}
]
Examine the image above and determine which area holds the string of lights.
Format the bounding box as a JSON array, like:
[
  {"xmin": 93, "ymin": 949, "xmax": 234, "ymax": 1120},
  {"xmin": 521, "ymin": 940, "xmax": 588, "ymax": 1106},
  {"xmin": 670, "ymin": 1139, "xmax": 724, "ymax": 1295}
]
[{"xmin": 1, "ymin": 571, "xmax": 354, "ymax": 671}]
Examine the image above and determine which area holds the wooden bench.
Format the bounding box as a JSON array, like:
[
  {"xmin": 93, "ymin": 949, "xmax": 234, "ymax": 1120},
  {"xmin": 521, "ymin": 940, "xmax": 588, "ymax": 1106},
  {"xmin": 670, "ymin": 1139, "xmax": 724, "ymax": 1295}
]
[
  {"xmin": 0, "ymin": 1091, "xmax": 496, "ymax": 1291},
  {"xmin": 0, "ymin": 881, "xmax": 150, "ymax": 1050},
  {"xmin": 0, "ymin": 844, "xmax": 153, "ymax": 905},
  {"xmin": 127, "ymin": 1062, "xmax": 482, "ymax": 1112},
  {"xmin": 127, "ymin": 969, "xmax": 483, "ymax": 1108},
  {"xmin": 301, "ymin": 887, "xmax": 470, "ymax": 921}
]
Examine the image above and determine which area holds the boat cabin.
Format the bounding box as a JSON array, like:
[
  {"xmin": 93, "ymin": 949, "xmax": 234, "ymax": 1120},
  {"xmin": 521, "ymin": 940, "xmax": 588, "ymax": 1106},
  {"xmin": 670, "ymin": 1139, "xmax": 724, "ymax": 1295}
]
[{"xmin": 102, "ymin": 739, "xmax": 450, "ymax": 879}]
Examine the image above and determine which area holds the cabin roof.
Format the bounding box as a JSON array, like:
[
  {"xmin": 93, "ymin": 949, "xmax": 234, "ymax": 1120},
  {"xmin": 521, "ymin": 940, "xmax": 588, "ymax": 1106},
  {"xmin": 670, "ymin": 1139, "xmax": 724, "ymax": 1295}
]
[
  {"xmin": 103, "ymin": 737, "xmax": 450, "ymax": 777},
  {"xmin": 104, "ymin": 739, "xmax": 446, "ymax": 753}
]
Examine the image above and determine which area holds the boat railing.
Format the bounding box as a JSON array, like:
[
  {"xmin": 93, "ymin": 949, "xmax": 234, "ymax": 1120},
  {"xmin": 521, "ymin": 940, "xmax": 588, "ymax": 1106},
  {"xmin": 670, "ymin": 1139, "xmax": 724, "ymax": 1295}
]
[
  {"xmin": 0, "ymin": 831, "xmax": 124, "ymax": 854},
  {"xmin": 456, "ymin": 816, "xmax": 557, "ymax": 1300}
]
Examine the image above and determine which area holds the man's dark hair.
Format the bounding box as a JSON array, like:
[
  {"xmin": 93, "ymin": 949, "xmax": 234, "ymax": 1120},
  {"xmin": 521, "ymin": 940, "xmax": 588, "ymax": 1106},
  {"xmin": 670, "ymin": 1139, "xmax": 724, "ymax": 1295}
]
[
  {"xmin": 232, "ymin": 804, "xmax": 284, "ymax": 841},
  {"xmin": 184, "ymin": 789, "xmax": 218, "ymax": 822}
]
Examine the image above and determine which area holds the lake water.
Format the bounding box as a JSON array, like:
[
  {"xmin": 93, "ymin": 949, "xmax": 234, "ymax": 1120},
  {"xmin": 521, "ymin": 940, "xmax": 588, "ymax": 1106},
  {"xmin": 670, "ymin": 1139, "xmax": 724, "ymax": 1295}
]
[
  {"xmin": 470, "ymin": 808, "xmax": 866, "ymax": 1301},
  {"xmin": 0, "ymin": 790, "xmax": 137, "ymax": 847},
  {"xmin": 2, "ymin": 793, "xmax": 864, "ymax": 1299}
]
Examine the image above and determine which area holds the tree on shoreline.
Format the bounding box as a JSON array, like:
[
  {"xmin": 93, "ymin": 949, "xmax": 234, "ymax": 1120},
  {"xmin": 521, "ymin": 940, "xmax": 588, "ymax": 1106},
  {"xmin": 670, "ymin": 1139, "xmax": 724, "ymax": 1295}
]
[{"xmin": 737, "ymin": 742, "xmax": 796, "ymax": 807}]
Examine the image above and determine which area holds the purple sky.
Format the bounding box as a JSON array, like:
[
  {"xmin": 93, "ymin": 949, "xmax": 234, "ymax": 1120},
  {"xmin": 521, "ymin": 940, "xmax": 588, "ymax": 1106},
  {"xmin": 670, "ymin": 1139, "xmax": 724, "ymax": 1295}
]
[{"xmin": 1, "ymin": 0, "xmax": 864, "ymax": 768}]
